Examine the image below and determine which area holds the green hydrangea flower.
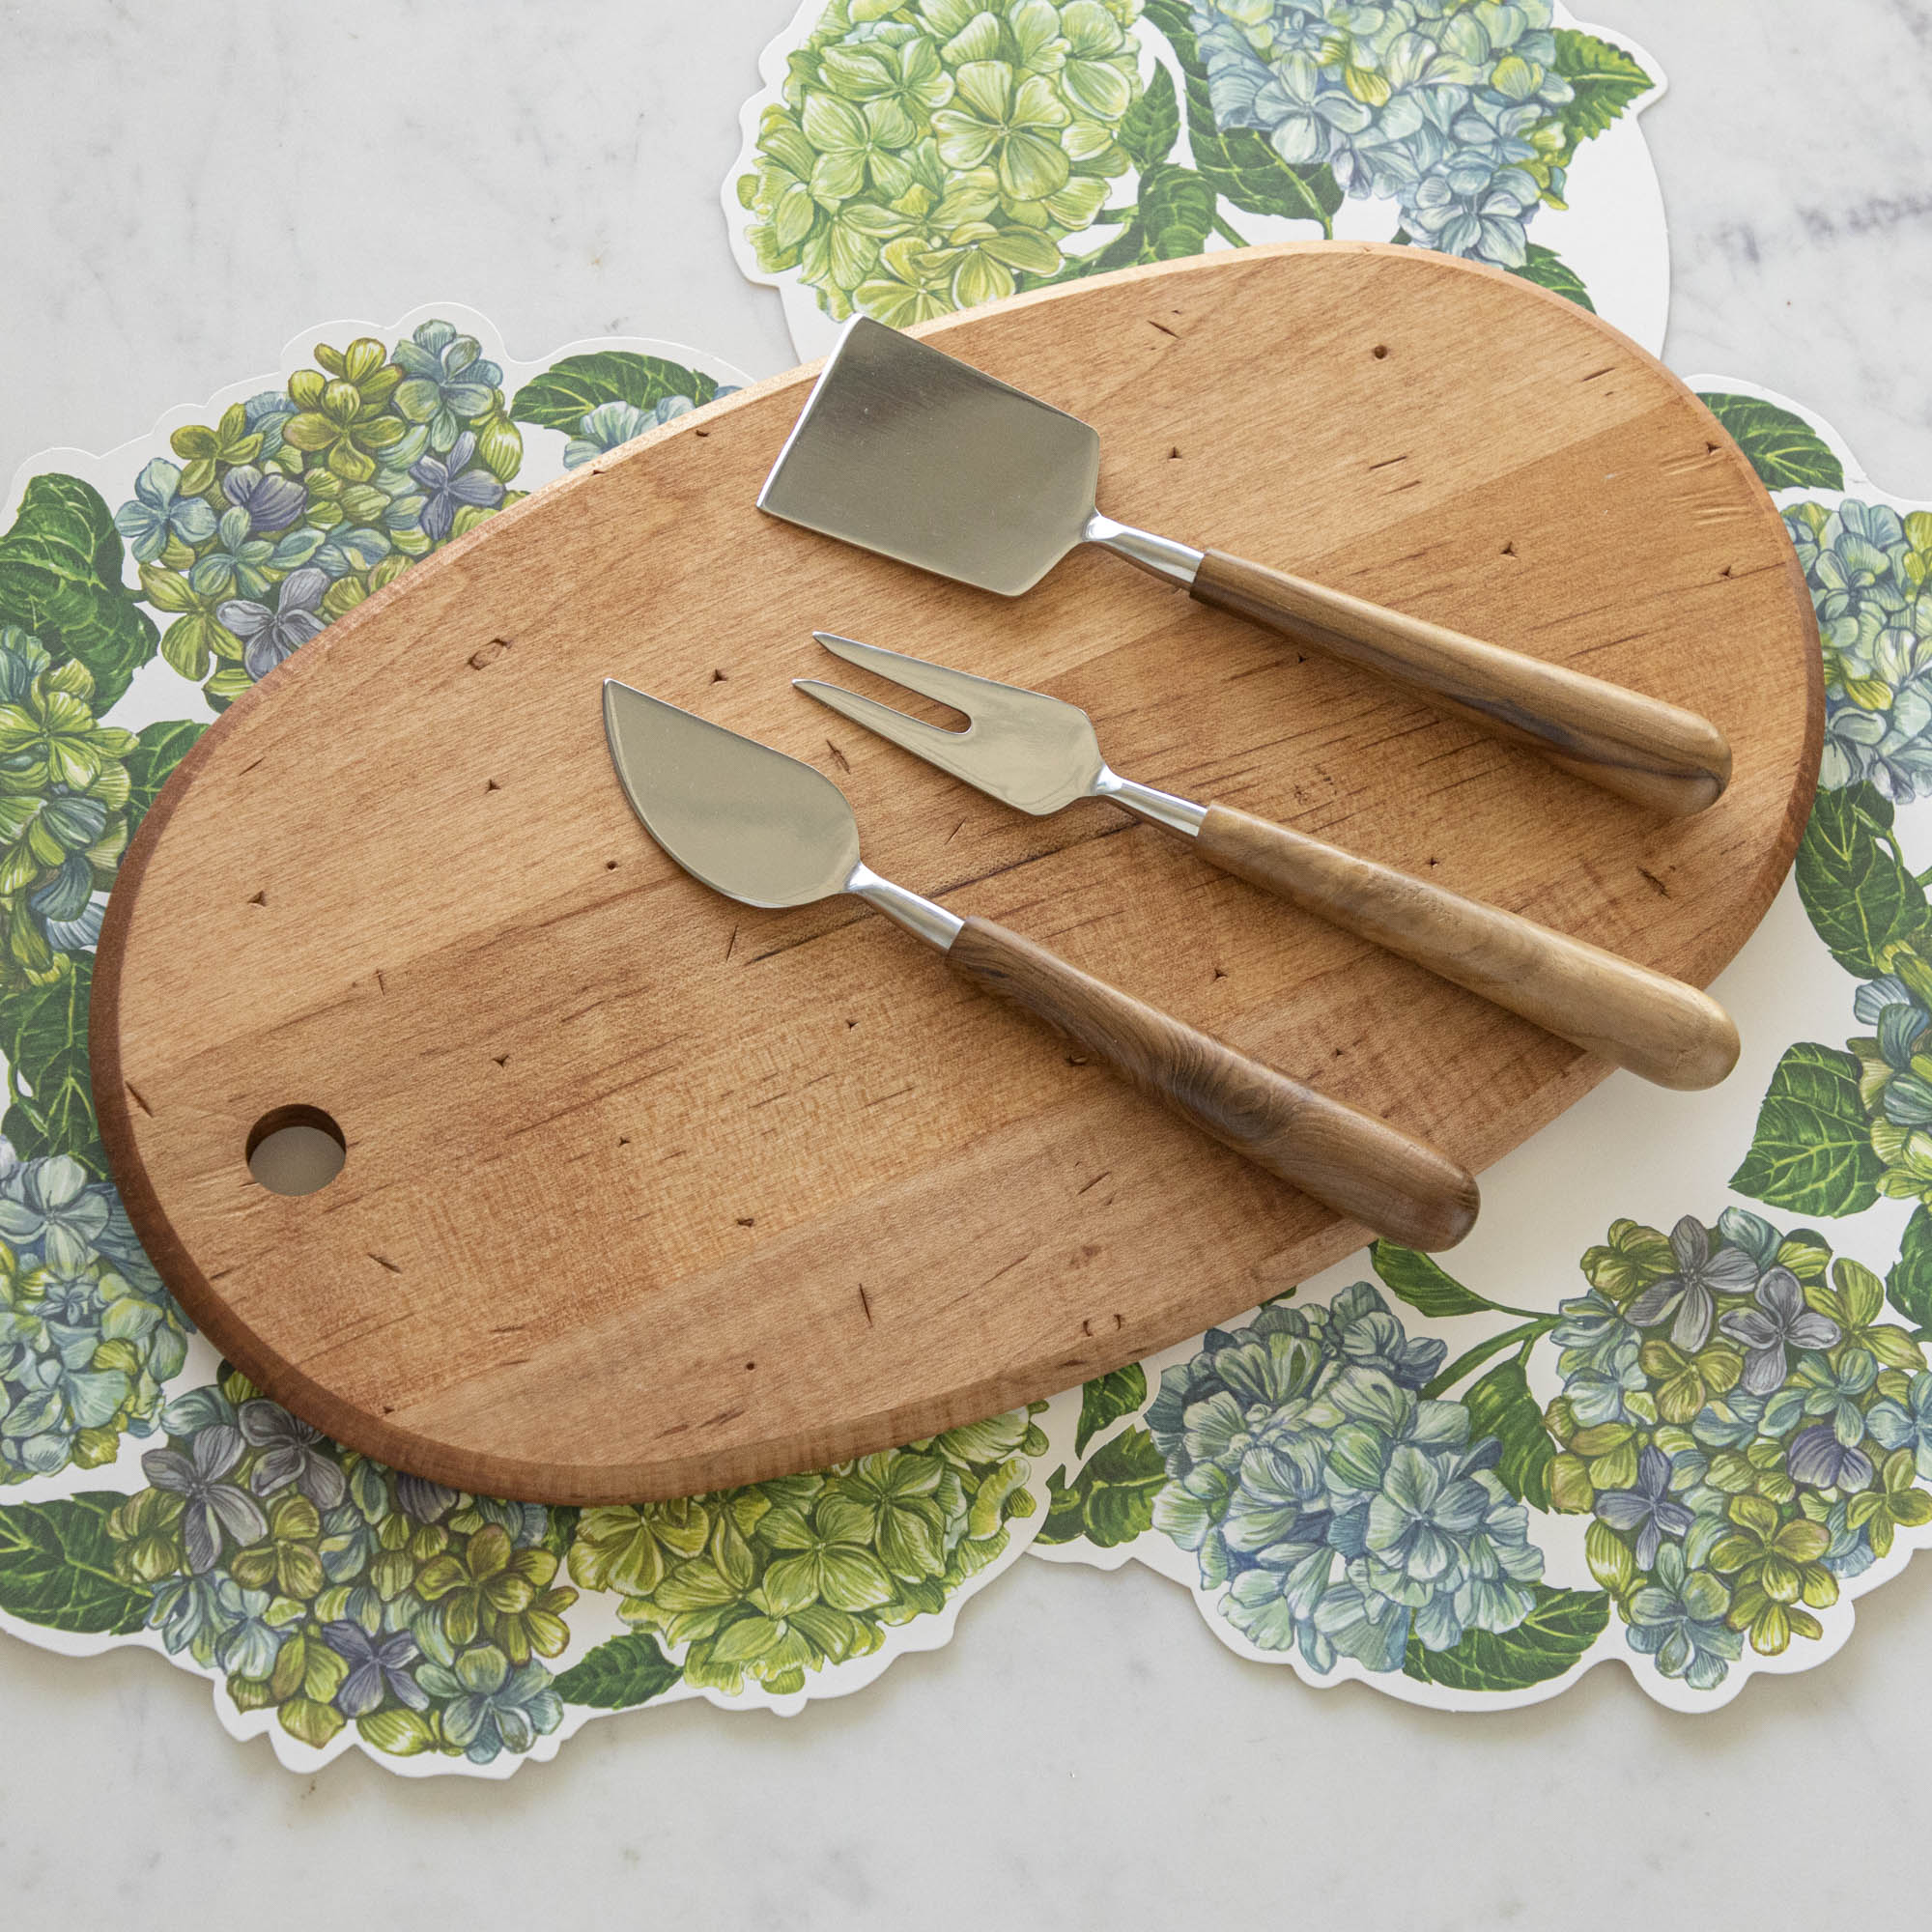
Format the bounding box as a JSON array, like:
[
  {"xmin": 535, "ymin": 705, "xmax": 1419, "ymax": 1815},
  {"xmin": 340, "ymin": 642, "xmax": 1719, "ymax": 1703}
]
[
  {"xmin": 1548, "ymin": 1209, "xmax": 1932, "ymax": 1684},
  {"xmin": 122, "ymin": 322, "xmax": 526, "ymax": 711},
  {"xmin": 572, "ymin": 1406, "xmax": 1044, "ymax": 1696},
  {"xmin": 107, "ymin": 1364, "xmax": 578, "ymax": 1763},
  {"xmin": 0, "ymin": 628, "xmax": 135, "ymax": 986},
  {"xmin": 738, "ymin": 0, "xmax": 1145, "ymax": 323}
]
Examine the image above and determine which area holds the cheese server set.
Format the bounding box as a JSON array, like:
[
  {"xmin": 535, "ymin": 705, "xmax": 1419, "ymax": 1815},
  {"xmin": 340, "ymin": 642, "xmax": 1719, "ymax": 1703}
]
[{"xmin": 604, "ymin": 318, "xmax": 1742, "ymax": 1255}]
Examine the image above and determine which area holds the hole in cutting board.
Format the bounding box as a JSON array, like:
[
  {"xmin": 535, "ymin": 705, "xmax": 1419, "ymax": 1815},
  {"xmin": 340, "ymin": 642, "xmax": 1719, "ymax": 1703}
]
[{"xmin": 247, "ymin": 1105, "xmax": 346, "ymax": 1196}]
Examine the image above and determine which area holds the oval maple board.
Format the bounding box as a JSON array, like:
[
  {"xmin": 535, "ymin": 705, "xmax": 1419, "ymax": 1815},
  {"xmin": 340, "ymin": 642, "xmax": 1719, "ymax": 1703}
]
[{"xmin": 95, "ymin": 243, "xmax": 1821, "ymax": 1505}]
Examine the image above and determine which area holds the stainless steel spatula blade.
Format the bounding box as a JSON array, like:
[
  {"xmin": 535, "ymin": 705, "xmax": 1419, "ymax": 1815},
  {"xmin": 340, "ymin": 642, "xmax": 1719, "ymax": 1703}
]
[
  {"xmin": 757, "ymin": 316, "xmax": 1101, "ymax": 596},
  {"xmin": 602, "ymin": 680, "xmax": 859, "ymax": 908}
]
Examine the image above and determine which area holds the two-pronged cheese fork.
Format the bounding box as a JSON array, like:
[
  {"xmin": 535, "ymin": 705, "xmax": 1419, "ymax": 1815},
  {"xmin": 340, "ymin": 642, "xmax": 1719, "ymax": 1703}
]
[{"xmin": 795, "ymin": 633, "xmax": 1740, "ymax": 1091}]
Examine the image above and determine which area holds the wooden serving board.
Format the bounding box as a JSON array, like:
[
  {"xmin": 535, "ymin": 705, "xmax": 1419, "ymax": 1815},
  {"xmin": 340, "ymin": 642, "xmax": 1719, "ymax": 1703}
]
[{"xmin": 94, "ymin": 243, "xmax": 1821, "ymax": 1504}]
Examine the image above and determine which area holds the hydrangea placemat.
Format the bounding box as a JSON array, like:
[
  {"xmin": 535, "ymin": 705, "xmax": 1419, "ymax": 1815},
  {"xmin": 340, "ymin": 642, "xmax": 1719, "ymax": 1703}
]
[
  {"xmin": 4, "ymin": 4, "xmax": 1922, "ymax": 1775},
  {"xmin": 726, "ymin": 1, "xmax": 1670, "ymax": 358}
]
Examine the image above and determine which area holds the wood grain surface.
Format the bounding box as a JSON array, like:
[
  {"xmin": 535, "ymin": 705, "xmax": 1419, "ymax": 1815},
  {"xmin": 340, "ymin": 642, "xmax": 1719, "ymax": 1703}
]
[
  {"xmin": 1192, "ymin": 804, "xmax": 1741, "ymax": 1088},
  {"xmin": 946, "ymin": 915, "xmax": 1480, "ymax": 1251},
  {"xmin": 1189, "ymin": 548, "xmax": 1736, "ymax": 815},
  {"xmin": 93, "ymin": 242, "xmax": 1822, "ymax": 1504}
]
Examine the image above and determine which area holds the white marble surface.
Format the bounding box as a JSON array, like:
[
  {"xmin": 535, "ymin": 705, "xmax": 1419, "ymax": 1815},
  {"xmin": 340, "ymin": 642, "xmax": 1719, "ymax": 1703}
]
[{"xmin": 1, "ymin": 2, "xmax": 1929, "ymax": 1925}]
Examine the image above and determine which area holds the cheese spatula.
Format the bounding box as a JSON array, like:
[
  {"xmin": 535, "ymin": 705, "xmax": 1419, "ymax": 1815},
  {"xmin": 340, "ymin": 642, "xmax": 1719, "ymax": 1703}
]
[{"xmin": 758, "ymin": 317, "xmax": 1732, "ymax": 818}]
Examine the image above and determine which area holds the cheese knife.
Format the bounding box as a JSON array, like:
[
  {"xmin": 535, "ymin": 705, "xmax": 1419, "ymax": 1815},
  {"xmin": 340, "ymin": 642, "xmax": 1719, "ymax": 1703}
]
[
  {"xmin": 603, "ymin": 679, "xmax": 1478, "ymax": 1250},
  {"xmin": 795, "ymin": 632, "xmax": 1741, "ymax": 1090}
]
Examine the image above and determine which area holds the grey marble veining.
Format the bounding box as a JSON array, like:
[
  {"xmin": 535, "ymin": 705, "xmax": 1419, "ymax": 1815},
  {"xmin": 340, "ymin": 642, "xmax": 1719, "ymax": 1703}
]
[{"xmin": 0, "ymin": 4, "xmax": 1928, "ymax": 1927}]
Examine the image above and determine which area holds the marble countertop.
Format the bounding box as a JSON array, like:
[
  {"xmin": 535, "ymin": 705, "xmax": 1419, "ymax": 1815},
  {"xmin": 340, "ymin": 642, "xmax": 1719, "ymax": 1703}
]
[{"xmin": 1, "ymin": 3, "xmax": 1927, "ymax": 1925}]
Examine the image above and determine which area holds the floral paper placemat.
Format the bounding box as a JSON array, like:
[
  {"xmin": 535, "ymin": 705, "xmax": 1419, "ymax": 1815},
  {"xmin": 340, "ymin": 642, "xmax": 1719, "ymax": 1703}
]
[
  {"xmin": 726, "ymin": 0, "xmax": 1670, "ymax": 358},
  {"xmin": 4, "ymin": 3, "xmax": 1923, "ymax": 1775}
]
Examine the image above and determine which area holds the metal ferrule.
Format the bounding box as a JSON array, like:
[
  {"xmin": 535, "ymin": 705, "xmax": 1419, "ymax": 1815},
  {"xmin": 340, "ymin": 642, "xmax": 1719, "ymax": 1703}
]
[
  {"xmin": 1094, "ymin": 766, "xmax": 1208, "ymax": 838},
  {"xmin": 845, "ymin": 863, "xmax": 965, "ymax": 951},
  {"xmin": 1083, "ymin": 513, "xmax": 1204, "ymax": 588}
]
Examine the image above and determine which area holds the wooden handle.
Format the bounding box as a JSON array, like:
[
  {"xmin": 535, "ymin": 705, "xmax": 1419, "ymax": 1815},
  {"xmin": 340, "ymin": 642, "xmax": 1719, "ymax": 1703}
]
[
  {"xmin": 947, "ymin": 917, "xmax": 1478, "ymax": 1250},
  {"xmin": 1189, "ymin": 551, "xmax": 1732, "ymax": 818},
  {"xmin": 1197, "ymin": 804, "xmax": 1740, "ymax": 1090}
]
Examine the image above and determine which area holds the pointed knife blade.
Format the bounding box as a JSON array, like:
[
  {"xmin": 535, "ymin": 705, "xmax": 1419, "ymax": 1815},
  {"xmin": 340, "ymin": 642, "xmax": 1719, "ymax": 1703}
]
[{"xmin": 602, "ymin": 681, "xmax": 860, "ymax": 909}]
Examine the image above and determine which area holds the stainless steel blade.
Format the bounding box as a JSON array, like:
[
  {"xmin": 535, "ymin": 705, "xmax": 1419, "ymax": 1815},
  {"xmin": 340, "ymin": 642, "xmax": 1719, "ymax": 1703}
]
[
  {"xmin": 602, "ymin": 680, "xmax": 859, "ymax": 908},
  {"xmin": 799, "ymin": 633, "xmax": 1104, "ymax": 815},
  {"xmin": 794, "ymin": 635, "xmax": 1207, "ymax": 837},
  {"xmin": 757, "ymin": 316, "xmax": 1102, "ymax": 597}
]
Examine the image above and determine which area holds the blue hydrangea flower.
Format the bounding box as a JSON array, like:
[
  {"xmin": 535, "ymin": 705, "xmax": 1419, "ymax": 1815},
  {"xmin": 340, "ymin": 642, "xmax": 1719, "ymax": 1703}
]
[
  {"xmin": 113, "ymin": 457, "xmax": 218, "ymax": 562},
  {"xmin": 1595, "ymin": 1445, "xmax": 1694, "ymax": 1569},
  {"xmin": 1189, "ymin": 0, "xmax": 1578, "ymax": 266},
  {"xmin": 324, "ymin": 1620, "xmax": 428, "ymax": 1717},
  {"xmin": 1867, "ymin": 1370, "xmax": 1932, "ymax": 1480},
  {"xmin": 310, "ymin": 522, "xmax": 392, "ymax": 581},
  {"xmin": 1151, "ymin": 1289, "xmax": 1542, "ymax": 1671},
  {"xmin": 213, "ymin": 1578, "xmax": 290, "ymax": 1681},
  {"xmin": 563, "ymin": 395, "xmax": 693, "ymax": 469},
  {"xmin": 1718, "ymin": 1266, "xmax": 1840, "ymax": 1397},
  {"xmin": 393, "ymin": 322, "xmax": 503, "ymax": 456},
  {"xmin": 1788, "ymin": 1422, "xmax": 1874, "ymax": 1492},
  {"xmin": 142, "ymin": 1424, "xmax": 268, "ymax": 1572},
  {"xmin": 242, "ymin": 389, "xmax": 299, "ymax": 462},
  {"xmin": 1785, "ymin": 499, "xmax": 1932, "ymax": 801},
  {"xmin": 239, "ymin": 1398, "xmax": 348, "ymax": 1509},
  {"xmin": 416, "ymin": 1645, "xmax": 562, "ymax": 1763},
  {"xmin": 218, "ymin": 566, "xmax": 329, "ymax": 681},
  {"xmin": 410, "ymin": 430, "xmax": 505, "ymax": 543},
  {"xmin": 220, "ymin": 463, "xmax": 307, "ymax": 534},
  {"xmin": 1626, "ymin": 1216, "xmax": 1757, "ymax": 1353},
  {"xmin": 1625, "ymin": 1543, "xmax": 1742, "ymax": 1690}
]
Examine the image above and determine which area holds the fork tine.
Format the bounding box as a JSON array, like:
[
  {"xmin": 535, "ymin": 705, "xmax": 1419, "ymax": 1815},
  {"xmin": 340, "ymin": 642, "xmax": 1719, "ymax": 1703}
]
[
  {"xmin": 793, "ymin": 676, "xmax": 981, "ymax": 780},
  {"xmin": 811, "ymin": 631, "xmax": 1027, "ymax": 723}
]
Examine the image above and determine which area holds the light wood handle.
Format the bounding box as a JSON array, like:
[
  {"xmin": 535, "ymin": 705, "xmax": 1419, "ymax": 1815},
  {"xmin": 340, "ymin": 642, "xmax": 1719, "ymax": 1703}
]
[
  {"xmin": 1197, "ymin": 804, "xmax": 1740, "ymax": 1090},
  {"xmin": 947, "ymin": 916, "xmax": 1478, "ymax": 1250},
  {"xmin": 1189, "ymin": 551, "xmax": 1732, "ymax": 818}
]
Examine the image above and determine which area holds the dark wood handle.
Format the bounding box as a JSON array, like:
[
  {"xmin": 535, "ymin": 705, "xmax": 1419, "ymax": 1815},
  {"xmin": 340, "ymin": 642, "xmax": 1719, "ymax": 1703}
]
[
  {"xmin": 1197, "ymin": 804, "xmax": 1740, "ymax": 1090},
  {"xmin": 947, "ymin": 916, "xmax": 1478, "ymax": 1250},
  {"xmin": 1190, "ymin": 551, "xmax": 1732, "ymax": 818}
]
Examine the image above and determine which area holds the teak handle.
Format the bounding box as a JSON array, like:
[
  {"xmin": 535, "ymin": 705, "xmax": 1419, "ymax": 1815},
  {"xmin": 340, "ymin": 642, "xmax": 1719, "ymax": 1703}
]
[
  {"xmin": 947, "ymin": 916, "xmax": 1479, "ymax": 1250},
  {"xmin": 1189, "ymin": 551, "xmax": 1733, "ymax": 818},
  {"xmin": 1196, "ymin": 804, "xmax": 1740, "ymax": 1090}
]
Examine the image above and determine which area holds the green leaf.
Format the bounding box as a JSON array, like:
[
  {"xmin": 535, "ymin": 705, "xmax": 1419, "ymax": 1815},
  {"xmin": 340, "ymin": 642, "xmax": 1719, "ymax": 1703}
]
[
  {"xmin": 1888, "ymin": 1205, "xmax": 1932, "ymax": 1330},
  {"xmin": 1508, "ymin": 242, "xmax": 1594, "ymax": 312},
  {"xmin": 1065, "ymin": 217, "xmax": 1152, "ymax": 279},
  {"xmin": 0, "ymin": 474, "xmax": 158, "ymax": 710},
  {"xmin": 1402, "ymin": 1584, "xmax": 1609, "ymax": 1692},
  {"xmin": 1035, "ymin": 1428, "xmax": 1166, "ymax": 1548},
  {"xmin": 509, "ymin": 353, "xmax": 719, "ymax": 434},
  {"xmin": 1118, "ymin": 60, "xmax": 1179, "ymax": 171},
  {"xmin": 1696, "ymin": 392, "xmax": 1844, "ymax": 492},
  {"xmin": 1075, "ymin": 1364, "xmax": 1148, "ymax": 1455},
  {"xmin": 0, "ymin": 1492, "xmax": 149, "ymax": 1634},
  {"xmin": 123, "ymin": 718, "xmax": 206, "ymax": 836},
  {"xmin": 1795, "ymin": 781, "xmax": 1927, "ymax": 974},
  {"xmin": 1371, "ymin": 1241, "xmax": 1494, "ymax": 1317},
  {"xmin": 1463, "ymin": 1357, "xmax": 1553, "ymax": 1509},
  {"xmin": 1549, "ymin": 30, "xmax": 1655, "ymax": 161},
  {"xmin": 1, "ymin": 956, "xmax": 99, "ymax": 1171},
  {"xmin": 551, "ymin": 1632, "xmax": 683, "ymax": 1709},
  {"xmin": 1144, "ymin": 2, "xmax": 1341, "ymax": 228},
  {"xmin": 1138, "ymin": 163, "xmax": 1217, "ymax": 260},
  {"xmin": 1730, "ymin": 1041, "xmax": 1885, "ymax": 1216}
]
